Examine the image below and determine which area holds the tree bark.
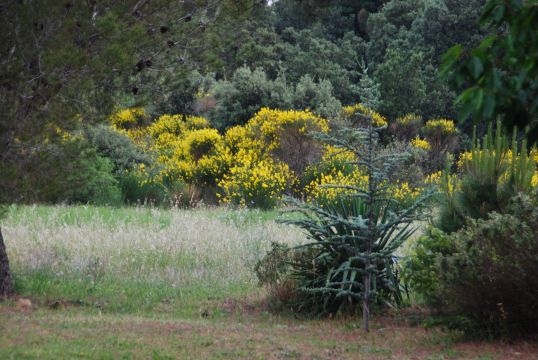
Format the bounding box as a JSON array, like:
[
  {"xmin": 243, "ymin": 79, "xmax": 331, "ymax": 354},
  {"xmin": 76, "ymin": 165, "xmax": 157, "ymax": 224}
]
[{"xmin": 0, "ymin": 227, "xmax": 13, "ymax": 297}]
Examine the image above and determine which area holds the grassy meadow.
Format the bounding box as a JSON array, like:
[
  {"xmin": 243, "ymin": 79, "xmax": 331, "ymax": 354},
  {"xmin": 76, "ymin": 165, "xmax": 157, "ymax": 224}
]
[{"xmin": 1, "ymin": 205, "xmax": 537, "ymax": 359}]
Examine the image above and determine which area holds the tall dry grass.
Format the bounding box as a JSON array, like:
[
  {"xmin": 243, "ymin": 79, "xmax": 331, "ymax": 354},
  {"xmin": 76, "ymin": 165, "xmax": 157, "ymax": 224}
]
[{"xmin": 2, "ymin": 205, "xmax": 306, "ymax": 314}]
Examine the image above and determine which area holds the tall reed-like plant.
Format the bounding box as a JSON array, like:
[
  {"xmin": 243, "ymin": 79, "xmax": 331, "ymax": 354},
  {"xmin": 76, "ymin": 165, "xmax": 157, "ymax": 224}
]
[
  {"xmin": 281, "ymin": 118, "xmax": 432, "ymax": 331},
  {"xmin": 437, "ymin": 121, "xmax": 536, "ymax": 233}
]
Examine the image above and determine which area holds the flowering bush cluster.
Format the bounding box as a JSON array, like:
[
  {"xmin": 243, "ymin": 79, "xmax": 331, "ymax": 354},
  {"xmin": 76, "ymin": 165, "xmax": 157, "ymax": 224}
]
[
  {"xmin": 110, "ymin": 107, "xmax": 332, "ymax": 208},
  {"xmin": 107, "ymin": 105, "xmax": 458, "ymax": 209},
  {"xmin": 219, "ymin": 158, "xmax": 293, "ymax": 209}
]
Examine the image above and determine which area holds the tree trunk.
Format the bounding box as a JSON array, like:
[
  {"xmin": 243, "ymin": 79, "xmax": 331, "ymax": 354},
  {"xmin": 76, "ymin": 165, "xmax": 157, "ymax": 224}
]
[{"xmin": 0, "ymin": 227, "xmax": 13, "ymax": 297}]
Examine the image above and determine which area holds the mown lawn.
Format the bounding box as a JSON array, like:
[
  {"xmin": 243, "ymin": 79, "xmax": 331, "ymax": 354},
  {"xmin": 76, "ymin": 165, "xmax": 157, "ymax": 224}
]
[
  {"xmin": 2, "ymin": 305, "xmax": 538, "ymax": 359},
  {"xmin": 1, "ymin": 205, "xmax": 537, "ymax": 359}
]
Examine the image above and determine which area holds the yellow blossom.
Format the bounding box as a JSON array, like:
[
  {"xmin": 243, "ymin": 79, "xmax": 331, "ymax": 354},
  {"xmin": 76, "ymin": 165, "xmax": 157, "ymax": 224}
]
[
  {"xmin": 411, "ymin": 137, "xmax": 431, "ymax": 151},
  {"xmin": 342, "ymin": 104, "xmax": 387, "ymax": 127}
]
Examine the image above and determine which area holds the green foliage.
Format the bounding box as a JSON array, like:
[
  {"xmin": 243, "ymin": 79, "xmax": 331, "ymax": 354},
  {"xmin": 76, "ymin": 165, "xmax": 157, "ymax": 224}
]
[
  {"xmin": 374, "ymin": 47, "xmax": 453, "ymax": 120},
  {"xmin": 118, "ymin": 174, "xmax": 178, "ymax": 207},
  {"xmin": 2, "ymin": 135, "xmax": 121, "ymax": 205},
  {"xmin": 85, "ymin": 125, "xmax": 151, "ymax": 174},
  {"xmin": 435, "ymin": 194, "xmax": 538, "ymax": 338},
  {"xmin": 207, "ymin": 66, "xmax": 341, "ymax": 130},
  {"xmin": 441, "ymin": 0, "xmax": 538, "ymax": 141},
  {"xmin": 402, "ymin": 227, "xmax": 453, "ymax": 306},
  {"xmin": 277, "ymin": 28, "xmax": 366, "ymax": 105},
  {"xmin": 357, "ymin": 65, "xmax": 381, "ymax": 111},
  {"xmin": 61, "ymin": 146, "xmax": 122, "ymax": 206},
  {"xmin": 365, "ymin": 0, "xmax": 485, "ymax": 120}
]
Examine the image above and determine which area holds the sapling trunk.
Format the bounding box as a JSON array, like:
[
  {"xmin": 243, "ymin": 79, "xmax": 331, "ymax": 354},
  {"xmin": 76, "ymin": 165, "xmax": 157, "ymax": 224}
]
[
  {"xmin": 363, "ymin": 121, "xmax": 375, "ymax": 332},
  {"xmin": 362, "ymin": 273, "xmax": 370, "ymax": 331}
]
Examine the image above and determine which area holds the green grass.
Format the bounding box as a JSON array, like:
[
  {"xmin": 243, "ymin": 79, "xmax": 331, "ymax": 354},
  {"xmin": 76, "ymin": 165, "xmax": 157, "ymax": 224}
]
[
  {"xmin": 3, "ymin": 205, "xmax": 301, "ymax": 318},
  {"xmin": 2, "ymin": 308, "xmax": 534, "ymax": 359},
  {"xmin": 4, "ymin": 204, "xmax": 281, "ymax": 228}
]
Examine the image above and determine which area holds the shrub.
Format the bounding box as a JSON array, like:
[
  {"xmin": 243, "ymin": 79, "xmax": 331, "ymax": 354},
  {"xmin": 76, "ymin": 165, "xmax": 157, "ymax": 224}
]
[
  {"xmin": 246, "ymin": 108, "xmax": 329, "ymax": 177},
  {"xmin": 304, "ymin": 142, "xmax": 424, "ymax": 208},
  {"xmin": 24, "ymin": 134, "xmax": 122, "ymax": 205},
  {"xmin": 302, "ymin": 145, "xmax": 366, "ymax": 205},
  {"xmin": 402, "ymin": 227, "xmax": 454, "ymax": 306},
  {"xmin": 109, "ymin": 107, "xmax": 147, "ymax": 129},
  {"xmin": 218, "ymin": 108, "xmax": 329, "ymax": 208},
  {"xmin": 389, "ymin": 114, "xmax": 423, "ymax": 142},
  {"xmin": 85, "ymin": 124, "xmax": 151, "ymax": 174},
  {"xmin": 404, "ymin": 123, "xmax": 538, "ymax": 338},
  {"xmin": 339, "ymin": 103, "xmax": 388, "ymax": 128},
  {"xmin": 146, "ymin": 114, "xmax": 209, "ymax": 139},
  {"xmin": 120, "ymin": 112, "xmax": 227, "ymax": 196},
  {"xmin": 410, "ymin": 137, "xmax": 431, "ymax": 151},
  {"xmin": 118, "ymin": 172, "xmax": 171, "ymax": 206},
  {"xmin": 218, "ymin": 156, "xmax": 295, "ymax": 210},
  {"xmin": 434, "ymin": 194, "xmax": 538, "ymax": 338},
  {"xmin": 419, "ymin": 118, "xmax": 459, "ymax": 172},
  {"xmin": 61, "ymin": 143, "xmax": 122, "ymax": 206},
  {"xmin": 255, "ymin": 242, "xmax": 321, "ymax": 311}
]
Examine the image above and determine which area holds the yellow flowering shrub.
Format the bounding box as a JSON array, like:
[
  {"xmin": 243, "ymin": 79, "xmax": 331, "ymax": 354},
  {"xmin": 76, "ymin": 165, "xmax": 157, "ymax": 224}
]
[
  {"xmin": 178, "ymin": 129, "xmax": 230, "ymax": 186},
  {"xmin": 185, "ymin": 115, "xmax": 211, "ymax": 130},
  {"xmin": 305, "ymin": 144, "xmax": 423, "ymax": 205},
  {"xmin": 147, "ymin": 114, "xmax": 185, "ymax": 138},
  {"xmin": 164, "ymin": 128, "xmax": 229, "ymax": 186},
  {"xmin": 422, "ymin": 118, "xmax": 457, "ymax": 135},
  {"xmin": 301, "ymin": 144, "xmax": 356, "ymax": 189},
  {"xmin": 218, "ymin": 108, "xmax": 331, "ymax": 208},
  {"xmin": 305, "ymin": 169, "xmax": 367, "ymax": 205},
  {"xmin": 391, "ymin": 182, "xmax": 422, "ymax": 201},
  {"xmin": 396, "ymin": 114, "xmax": 422, "ymax": 126},
  {"xmin": 147, "ymin": 114, "xmax": 209, "ymax": 139},
  {"xmin": 110, "ymin": 107, "xmax": 146, "ymax": 129},
  {"xmin": 342, "ymin": 104, "xmax": 388, "ymax": 127},
  {"xmin": 218, "ymin": 157, "xmax": 295, "ymax": 209},
  {"xmin": 419, "ymin": 118, "xmax": 459, "ymax": 172},
  {"xmin": 182, "ymin": 128, "xmax": 221, "ymax": 159},
  {"xmin": 113, "ymin": 110, "xmax": 227, "ymax": 188},
  {"xmin": 247, "ymin": 108, "xmax": 330, "ymax": 151},
  {"xmin": 389, "ymin": 113, "xmax": 423, "ymax": 141},
  {"xmin": 411, "ymin": 137, "xmax": 431, "ymax": 151}
]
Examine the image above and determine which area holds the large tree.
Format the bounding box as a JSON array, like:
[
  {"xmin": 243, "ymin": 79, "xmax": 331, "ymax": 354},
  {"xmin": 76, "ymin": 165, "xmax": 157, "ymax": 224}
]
[{"xmin": 441, "ymin": 0, "xmax": 538, "ymax": 140}]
